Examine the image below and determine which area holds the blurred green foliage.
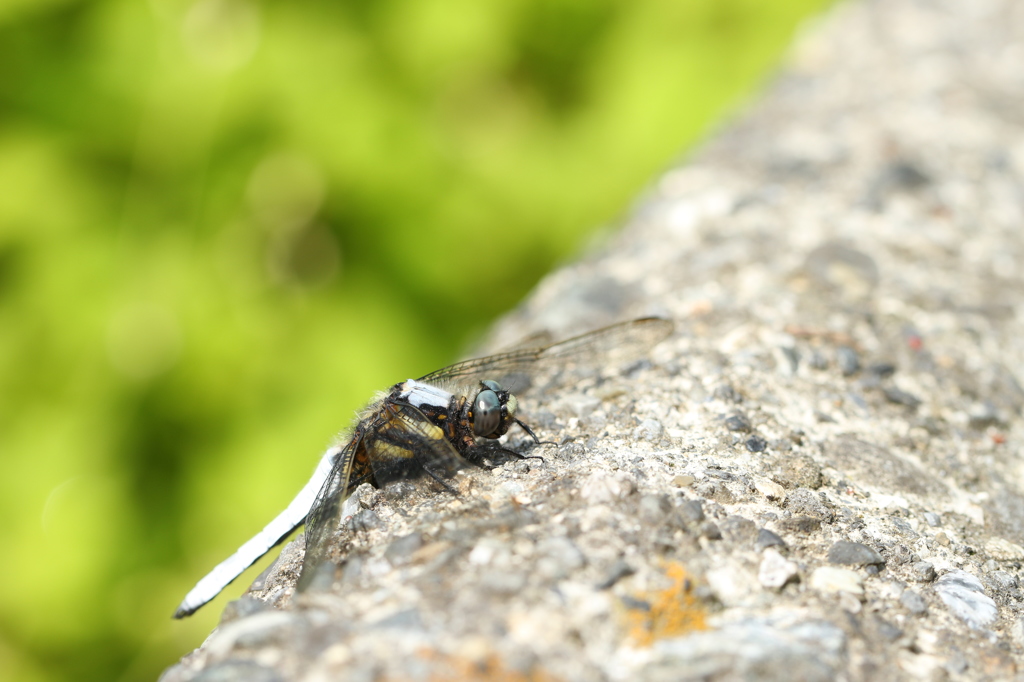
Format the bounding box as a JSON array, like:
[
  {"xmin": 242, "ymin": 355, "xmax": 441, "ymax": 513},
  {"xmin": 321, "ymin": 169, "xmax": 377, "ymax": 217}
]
[{"xmin": 0, "ymin": 0, "xmax": 829, "ymax": 680}]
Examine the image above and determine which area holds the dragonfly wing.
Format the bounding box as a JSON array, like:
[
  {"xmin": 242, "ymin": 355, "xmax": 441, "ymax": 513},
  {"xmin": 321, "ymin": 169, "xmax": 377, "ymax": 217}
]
[
  {"xmin": 173, "ymin": 443, "xmax": 341, "ymax": 618},
  {"xmin": 418, "ymin": 317, "xmax": 674, "ymax": 387},
  {"xmin": 296, "ymin": 431, "xmax": 370, "ymax": 592},
  {"xmin": 364, "ymin": 401, "xmax": 468, "ymax": 487}
]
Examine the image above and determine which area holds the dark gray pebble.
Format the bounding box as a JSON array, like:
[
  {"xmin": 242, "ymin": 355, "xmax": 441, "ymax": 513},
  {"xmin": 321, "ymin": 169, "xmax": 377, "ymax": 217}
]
[
  {"xmin": 745, "ymin": 435, "xmax": 768, "ymax": 452},
  {"xmin": 755, "ymin": 528, "xmax": 787, "ymax": 551},
  {"xmin": 863, "ymin": 161, "xmax": 932, "ymax": 210},
  {"xmin": 700, "ymin": 521, "xmax": 722, "ymax": 540},
  {"xmin": 900, "ymin": 589, "xmax": 927, "ymax": 615},
  {"xmin": 910, "ymin": 561, "xmax": 937, "ymax": 582},
  {"xmin": 777, "ymin": 346, "xmax": 799, "ymax": 374},
  {"xmin": 677, "ymin": 499, "xmax": 705, "ymax": 524},
  {"xmin": 808, "ymin": 350, "xmax": 829, "ymax": 370},
  {"xmin": 827, "ymin": 541, "xmax": 884, "ymax": 566},
  {"xmin": 872, "ymin": 617, "xmax": 903, "ymax": 641},
  {"xmin": 713, "ymin": 384, "xmax": 741, "ymax": 403},
  {"xmin": 867, "ymin": 362, "xmax": 896, "ymax": 378},
  {"xmin": 883, "ymin": 386, "xmax": 922, "ymax": 407},
  {"xmin": 347, "ymin": 509, "xmax": 384, "ymax": 532},
  {"xmin": 620, "ymin": 595, "xmax": 652, "ymax": 611},
  {"xmin": 724, "ymin": 414, "xmax": 752, "ymax": 433},
  {"xmin": 968, "ymin": 402, "xmax": 1002, "ymax": 429},
  {"xmin": 837, "ymin": 346, "xmax": 860, "ymax": 376},
  {"xmin": 720, "ymin": 515, "xmax": 757, "ymax": 543},
  {"xmin": 596, "ymin": 560, "xmax": 635, "ymax": 590}
]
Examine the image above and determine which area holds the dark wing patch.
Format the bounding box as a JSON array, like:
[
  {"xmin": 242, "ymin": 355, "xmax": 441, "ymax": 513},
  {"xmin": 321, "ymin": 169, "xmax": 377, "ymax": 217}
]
[
  {"xmin": 418, "ymin": 317, "xmax": 674, "ymax": 388},
  {"xmin": 364, "ymin": 401, "xmax": 467, "ymax": 488},
  {"xmin": 297, "ymin": 403, "xmax": 471, "ymax": 590}
]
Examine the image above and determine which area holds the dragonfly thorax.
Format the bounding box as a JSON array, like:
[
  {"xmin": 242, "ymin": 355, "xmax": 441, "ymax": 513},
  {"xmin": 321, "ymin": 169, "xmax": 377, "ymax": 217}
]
[{"xmin": 471, "ymin": 379, "xmax": 518, "ymax": 438}]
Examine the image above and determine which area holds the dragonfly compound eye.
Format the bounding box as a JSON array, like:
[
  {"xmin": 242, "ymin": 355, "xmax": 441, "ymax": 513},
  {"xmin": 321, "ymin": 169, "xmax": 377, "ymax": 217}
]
[{"xmin": 472, "ymin": 388, "xmax": 502, "ymax": 436}]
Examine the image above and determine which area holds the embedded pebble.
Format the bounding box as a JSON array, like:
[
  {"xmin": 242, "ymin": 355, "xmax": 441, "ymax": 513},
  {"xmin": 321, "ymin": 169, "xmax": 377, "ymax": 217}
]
[
  {"xmin": 634, "ymin": 418, "xmax": 665, "ymax": 441},
  {"xmin": 755, "ymin": 528, "xmax": 787, "ymax": 551},
  {"xmin": 595, "ymin": 560, "xmax": 634, "ymax": 590},
  {"xmin": 900, "ymin": 589, "xmax": 927, "ymax": 615},
  {"xmin": 867, "ymin": 362, "xmax": 896, "ymax": 378},
  {"xmin": 837, "ymin": 346, "xmax": 860, "ymax": 376},
  {"xmin": 759, "ymin": 548, "xmax": 799, "ymax": 589},
  {"xmin": 672, "ymin": 474, "xmax": 695, "ymax": 487},
  {"xmin": 808, "ymin": 350, "xmax": 828, "ymax": 370},
  {"xmin": 745, "ymin": 435, "xmax": 768, "ymax": 453},
  {"xmin": 720, "ymin": 515, "xmax": 757, "ymax": 543},
  {"xmin": 754, "ymin": 477, "xmax": 786, "ymax": 502},
  {"xmin": 984, "ymin": 570, "xmax": 1018, "ymax": 591},
  {"xmin": 910, "ymin": 562, "xmax": 937, "ymax": 582},
  {"xmin": 676, "ymin": 499, "xmax": 705, "ymax": 524},
  {"xmin": 923, "ymin": 512, "xmax": 941, "ymax": 527},
  {"xmin": 724, "ymin": 414, "xmax": 752, "ymax": 433},
  {"xmin": 221, "ymin": 595, "xmax": 272, "ymax": 623},
  {"xmin": 786, "ymin": 488, "xmax": 833, "ymax": 522},
  {"xmin": 827, "ymin": 541, "xmax": 884, "ymax": 566},
  {"xmin": 771, "ymin": 453, "xmax": 823, "ymax": 490},
  {"xmin": 713, "ymin": 384, "xmax": 741, "ymax": 402},
  {"xmin": 968, "ymin": 402, "xmax": 1001, "ymax": 429},
  {"xmin": 700, "ymin": 521, "xmax": 723, "ymax": 540},
  {"xmin": 883, "ymin": 386, "xmax": 921, "ymax": 408},
  {"xmin": 347, "ymin": 509, "xmax": 384, "ymax": 532},
  {"xmin": 810, "ymin": 567, "xmax": 864, "ymax": 596},
  {"xmin": 205, "ymin": 612, "xmax": 299, "ymax": 659},
  {"xmin": 934, "ymin": 570, "xmax": 998, "ymax": 630},
  {"xmin": 776, "ymin": 346, "xmax": 799, "ymax": 375}
]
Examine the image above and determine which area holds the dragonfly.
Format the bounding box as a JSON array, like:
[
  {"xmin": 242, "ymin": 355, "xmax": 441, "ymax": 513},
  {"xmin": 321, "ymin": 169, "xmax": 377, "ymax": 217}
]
[{"xmin": 173, "ymin": 316, "xmax": 673, "ymax": 618}]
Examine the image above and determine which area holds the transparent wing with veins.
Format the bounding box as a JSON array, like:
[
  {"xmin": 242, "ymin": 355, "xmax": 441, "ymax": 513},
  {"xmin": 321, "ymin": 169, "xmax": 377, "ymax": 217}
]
[
  {"xmin": 418, "ymin": 317, "xmax": 674, "ymax": 388},
  {"xmin": 295, "ymin": 432, "xmax": 365, "ymax": 592}
]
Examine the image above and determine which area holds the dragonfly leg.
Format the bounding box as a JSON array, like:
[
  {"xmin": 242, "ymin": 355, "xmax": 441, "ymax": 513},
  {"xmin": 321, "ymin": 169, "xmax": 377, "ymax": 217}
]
[{"xmin": 420, "ymin": 463, "xmax": 460, "ymax": 495}]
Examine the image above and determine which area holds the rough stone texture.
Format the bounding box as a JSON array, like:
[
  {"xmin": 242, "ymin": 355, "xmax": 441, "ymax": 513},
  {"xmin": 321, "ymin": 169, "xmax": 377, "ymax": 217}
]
[{"xmin": 163, "ymin": 0, "xmax": 1024, "ymax": 679}]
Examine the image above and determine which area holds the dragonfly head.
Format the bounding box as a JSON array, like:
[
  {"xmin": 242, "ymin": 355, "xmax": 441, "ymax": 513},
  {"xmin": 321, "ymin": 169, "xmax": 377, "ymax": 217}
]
[{"xmin": 471, "ymin": 379, "xmax": 519, "ymax": 438}]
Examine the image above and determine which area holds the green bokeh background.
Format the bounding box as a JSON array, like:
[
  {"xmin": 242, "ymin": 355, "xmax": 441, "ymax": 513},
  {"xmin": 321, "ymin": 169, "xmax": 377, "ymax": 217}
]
[{"xmin": 0, "ymin": 0, "xmax": 830, "ymax": 680}]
